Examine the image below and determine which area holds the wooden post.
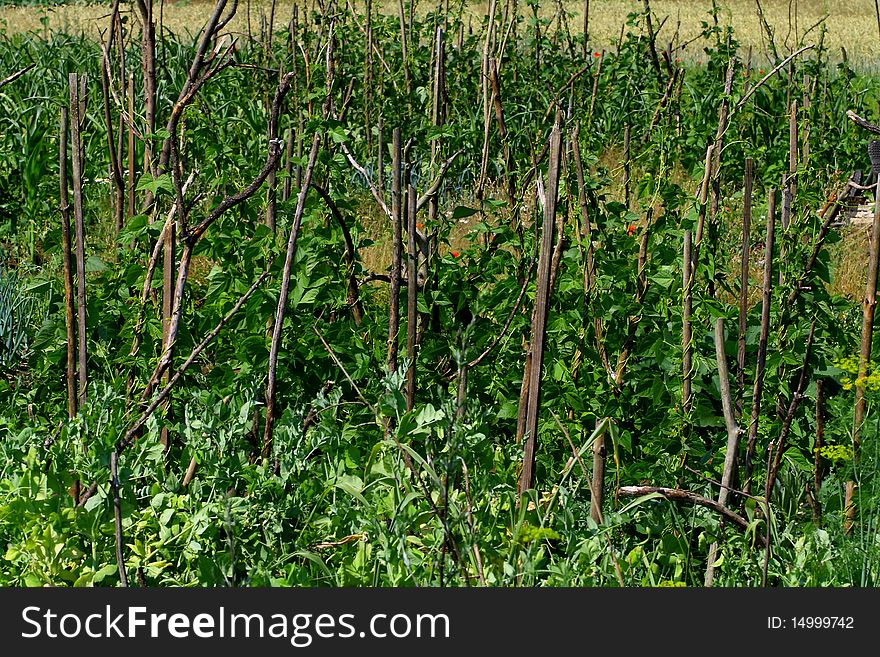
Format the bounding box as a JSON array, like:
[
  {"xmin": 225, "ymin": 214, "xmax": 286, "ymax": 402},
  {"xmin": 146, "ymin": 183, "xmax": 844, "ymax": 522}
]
[
  {"xmin": 736, "ymin": 157, "xmax": 753, "ymax": 420},
  {"xmin": 744, "ymin": 189, "xmax": 777, "ymax": 493},
  {"xmin": 69, "ymin": 73, "xmax": 88, "ymax": 409},
  {"xmin": 405, "ymin": 182, "xmax": 418, "ymax": 412},
  {"xmin": 518, "ymin": 119, "xmax": 563, "ymax": 494},
  {"xmin": 387, "ymin": 128, "xmax": 403, "ymax": 374},
  {"xmin": 59, "ymin": 107, "xmax": 77, "ymax": 420}
]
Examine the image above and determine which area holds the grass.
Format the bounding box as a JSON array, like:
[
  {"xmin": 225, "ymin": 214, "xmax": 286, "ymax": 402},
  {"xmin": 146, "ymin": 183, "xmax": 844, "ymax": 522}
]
[{"xmin": 2, "ymin": 1, "xmax": 880, "ymax": 69}]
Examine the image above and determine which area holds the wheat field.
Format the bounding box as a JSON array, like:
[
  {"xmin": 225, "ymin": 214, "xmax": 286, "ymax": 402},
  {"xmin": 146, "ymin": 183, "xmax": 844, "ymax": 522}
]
[{"xmin": 0, "ymin": 1, "xmax": 878, "ymax": 66}]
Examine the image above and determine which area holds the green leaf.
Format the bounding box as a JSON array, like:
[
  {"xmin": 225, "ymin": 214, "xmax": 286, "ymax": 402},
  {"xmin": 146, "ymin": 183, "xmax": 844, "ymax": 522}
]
[
  {"xmin": 452, "ymin": 205, "xmax": 478, "ymax": 219},
  {"xmin": 619, "ymin": 492, "xmax": 666, "ymax": 514},
  {"xmin": 136, "ymin": 173, "xmax": 174, "ymax": 195},
  {"xmin": 85, "ymin": 256, "xmax": 106, "ymax": 272}
]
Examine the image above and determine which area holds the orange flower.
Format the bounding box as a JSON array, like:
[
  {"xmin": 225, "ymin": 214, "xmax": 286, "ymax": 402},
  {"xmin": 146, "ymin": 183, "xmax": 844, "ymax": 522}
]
[
  {"xmin": 451, "ymin": 250, "xmax": 460, "ymax": 258},
  {"xmin": 416, "ymin": 222, "xmax": 424, "ymax": 229},
  {"xmin": 758, "ymin": 68, "xmax": 764, "ymax": 74},
  {"xmin": 627, "ymin": 225, "xmax": 636, "ymax": 236}
]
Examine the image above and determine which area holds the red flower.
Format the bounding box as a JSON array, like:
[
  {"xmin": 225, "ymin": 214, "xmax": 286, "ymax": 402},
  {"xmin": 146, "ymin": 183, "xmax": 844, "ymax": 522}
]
[
  {"xmin": 758, "ymin": 68, "xmax": 764, "ymax": 74},
  {"xmin": 594, "ymin": 52, "xmax": 601, "ymax": 58},
  {"xmin": 627, "ymin": 225, "xmax": 636, "ymax": 236},
  {"xmin": 451, "ymin": 251, "xmax": 460, "ymax": 258}
]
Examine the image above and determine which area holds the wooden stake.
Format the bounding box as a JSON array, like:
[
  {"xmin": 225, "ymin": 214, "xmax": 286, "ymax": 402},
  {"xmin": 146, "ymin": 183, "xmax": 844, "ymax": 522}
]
[
  {"xmin": 405, "ymin": 182, "xmax": 418, "ymax": 412},
  {"xmin": 518, "ymin": 119, "xmax": 563, "ymax": 494},
  {"xmin": 59, "ymin": 108, "xmax": 77, "ymax": 420},
  {"xmin": 69, "ymin": 73, "xmax": 88, "ymax": 409},
  {"xmin": 743, "ymin": 189, "xmax": 776, "ymax": 493}
]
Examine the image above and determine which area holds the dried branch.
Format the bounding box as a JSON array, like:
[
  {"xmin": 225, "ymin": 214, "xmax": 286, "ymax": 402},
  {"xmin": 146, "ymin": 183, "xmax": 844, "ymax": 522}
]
[{"xmin": 617, "ymin": 486, "xmax": 766, "ymax": 547}]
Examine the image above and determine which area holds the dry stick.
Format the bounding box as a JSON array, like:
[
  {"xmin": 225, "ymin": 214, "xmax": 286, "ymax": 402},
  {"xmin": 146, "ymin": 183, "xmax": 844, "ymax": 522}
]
[
  {"xmin": 135, "ymin": 0, "xmax": 157, "ymax": 180},
  {"xmin": 846, "ymin": 110, "xmax": 880, "ymax": 135},
  {"xmin": 429, "ymin": 26, "xmax": 446, "ymax": 225},
  {"xmin": 682, "ymin": 229, "xmax": 694, "ymax": 420},
  {"xmin": 591, "ymin": 418, "xmax": 606, "ymax": 524},
  {"xmin": 455, "ymin": 329, "xmax": 468, "ymax": 420},
  {"xmin": 387, "ymin": 128, "xmax": 403, "ymax": 375},
  {"xmin": 312, "ymin": 183, "xmax": 364, "ymax": 323},
  {"xmin": 111, "ymin": 0, "xmax": 126, "ymax": 171},
  {"xmin": 59, "ymin": 108, "xmax": 77, "ymax": 421},
  {"xmin": 127, "ymin": 72, "xmax": 136, "ymax": 219},
  {"xmin": 730, "ymin": 46, "xmax": 813, "ymax": 118},
  {"xmin": 736, "ymin": 158, "xmax": 754, "ymax": 420},
  {"xmin": 642, "ymin": 0, "xmax": 662, "ymax": 82},
  {"xmin": 704, "ymin": 317, "xmax": 741, "ymax": 587},
  {"xmin": 262, "ymin": 132, "xmax": 321, "ymax": 456},
  {"xmin": 119, "ymin": 271, "xmax": 271, "ymax": 452},
  {"xmin": 110, "ymin": 450, "xmax": 128, "ymax": 587},
  {"xmin": 126, "ymin": 172, "xmax": 196, "ymax": 397},
  {"xmin": 587, "ymin": 50, "xmax": 604, "ymax": 124},
  {"xmin": 182, "ymin": 455, "xmax": 198, "ymax": 487},
  {"xmin": 778, "ymin": 101, "xmax": 797, "ymax": 286},
  {"xmin": 802, "ymin": 74, "xmax": 811, "ymax": 166},
  {"xmin": 476, "ymin": 0, "xmax": 498, "ymax": 200},
  {"xmin": 582, "ymin": 0, "xmax": 590, "ymax": 56},
  {"xmin": 617, "ymin": 486, "xmax": 766, "ymax": 548},
  {"xmin": 845, "ymin": 171, "xmax": 880, "ymax": 534},
  {"xmin": 683, "ymin": 463, "xmax": 766, "ymax": 503},
  {"xmin": 159, "ymin": 194, "xmax": 175, "ymax": 453},
  {"xmin": 743, "ymin": 189, "xmax": 777, "ymax": 495},
  {"xmin": 518, "ymin": 120, "xmax": 563, "ymax": 495},
  {"xmin": 313, "ymin": 327, "xmax": 377, "ymax": 414},
  {"xmin": 0, "ymin": 63, "xmax": 35, "ymax": 89},
  {"xmin": 69, "ymin": 73, "xmax": 88, "ymax": 409},
  {"xmin": 694, "ymin": 145, "xmax": 714, "ymax": 248},
  {"xmin": 405, "ymin": 183, "xmax": 418, "ymax": 413},
  {"xmin": 489, "ymin": 57, "xmax": 514, "ymax": 206},
  {"xmin": 376, "ymin": 117, "xmax": 384, "ymax": 197},
  {"xmin": 100, "ymin": 46, "xmax": 125, "ymax": 234}
]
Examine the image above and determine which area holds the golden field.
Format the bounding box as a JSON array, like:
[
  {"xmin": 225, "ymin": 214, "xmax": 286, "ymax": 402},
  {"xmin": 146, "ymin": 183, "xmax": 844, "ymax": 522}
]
[{"xmin": 0, "ymin": 1, "xmax": 878, "ymax": 66}]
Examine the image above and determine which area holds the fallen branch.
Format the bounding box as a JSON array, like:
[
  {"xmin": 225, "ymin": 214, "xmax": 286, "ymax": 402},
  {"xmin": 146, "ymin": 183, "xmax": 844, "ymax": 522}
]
[
  {"xmin": 0, "ymin": 63, "xmax": 35, "ymax": 89},
  {"xmin": 846, "ymin": 110, "xmax": 880, "ymax": 135},
  {"xmin": 617, "ymin": 485, "xmax": 766, "ymax": 547}
]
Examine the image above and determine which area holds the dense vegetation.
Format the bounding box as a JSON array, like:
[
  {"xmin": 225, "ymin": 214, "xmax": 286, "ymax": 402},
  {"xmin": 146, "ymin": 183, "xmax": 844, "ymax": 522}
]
[{"xmin": 2, "ymin": 0, "xmax": 880, "ymax": 587}]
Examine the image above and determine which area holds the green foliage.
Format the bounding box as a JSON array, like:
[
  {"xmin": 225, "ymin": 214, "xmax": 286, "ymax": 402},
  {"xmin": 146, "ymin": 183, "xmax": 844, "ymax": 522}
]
[{"xmin": 1, "ymin": 5, "xmax": 879, "ymax": 587}]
